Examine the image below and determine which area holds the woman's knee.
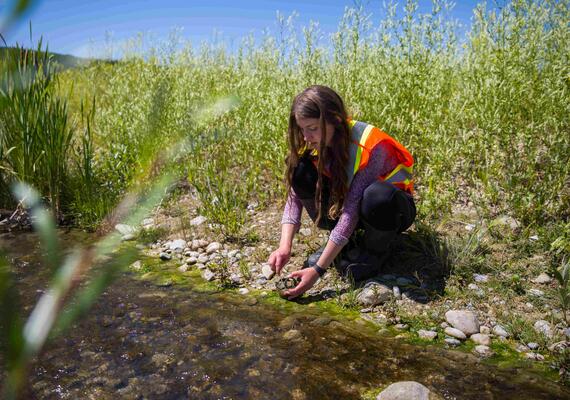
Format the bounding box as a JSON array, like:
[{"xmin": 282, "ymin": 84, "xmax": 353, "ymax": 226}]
[{"xmin": 360, "ymin": 181, "xmax": 415, "ymax": 232}]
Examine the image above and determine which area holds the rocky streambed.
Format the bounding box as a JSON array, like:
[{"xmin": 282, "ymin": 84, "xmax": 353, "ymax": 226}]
[{"xmin": 2, "ymin": 230, "xmax": 570, "ymax": 399}]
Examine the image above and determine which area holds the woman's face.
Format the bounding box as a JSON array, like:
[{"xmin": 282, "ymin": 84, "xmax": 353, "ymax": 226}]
[{"xmin": 295, "ymin": 115, "xmax": 335, "ymax": 149}]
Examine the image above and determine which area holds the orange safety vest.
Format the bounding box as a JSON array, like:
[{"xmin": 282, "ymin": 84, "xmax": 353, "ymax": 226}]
[
  {"xmin": 347, "ymin": 119, "xmax": 414, "ymax": 194},
  {"xmin": 300, "ymin": 119, "xmax": 414, "ymax": 194}
]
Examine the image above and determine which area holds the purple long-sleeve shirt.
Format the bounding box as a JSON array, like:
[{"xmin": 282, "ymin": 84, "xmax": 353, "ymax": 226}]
[{"xmin": 281, "ymin": 142, "xmax": 399, "ymax": 246}]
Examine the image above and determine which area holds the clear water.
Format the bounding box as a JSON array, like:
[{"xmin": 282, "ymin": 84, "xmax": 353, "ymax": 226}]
[{"xmin": 2, "ymin": 231, "xmax": 569, "ymax": 399}]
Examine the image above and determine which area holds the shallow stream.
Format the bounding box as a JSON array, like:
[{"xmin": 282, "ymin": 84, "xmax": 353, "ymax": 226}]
[{"xmin": 1, "ymin": 231, "xmax": 569, "ymax": 399}]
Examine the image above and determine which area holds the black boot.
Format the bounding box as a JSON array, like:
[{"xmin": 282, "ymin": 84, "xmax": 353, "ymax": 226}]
[
  {"xmin": 303, "ymin": 245, "xmax": 326, "ymax": 268},
  {"xmin": 335, "ymin": 221, "xmax": 396, "ymax": 282}
]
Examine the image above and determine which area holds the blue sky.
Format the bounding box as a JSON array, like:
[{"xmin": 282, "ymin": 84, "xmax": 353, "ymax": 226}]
[{"xmin": 1, "ymin": 0, "xmax": 482, "ymax": 58}]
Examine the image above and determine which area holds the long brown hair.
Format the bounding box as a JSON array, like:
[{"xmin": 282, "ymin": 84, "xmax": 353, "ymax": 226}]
[{"xmin": 285, "ymin": 85, "xmax": 351, "ymax": 225}]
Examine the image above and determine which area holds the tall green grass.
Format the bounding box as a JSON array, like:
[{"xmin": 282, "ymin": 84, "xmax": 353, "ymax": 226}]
[{"xmin": 1, "ymin": 1, "xmax": 568, "ymax": 247}]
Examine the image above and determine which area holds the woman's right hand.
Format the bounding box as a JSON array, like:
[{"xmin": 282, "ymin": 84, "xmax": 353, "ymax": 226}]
[{"xmin": 267, "ymin": 247, "xmax": 291, "ymax": 275}]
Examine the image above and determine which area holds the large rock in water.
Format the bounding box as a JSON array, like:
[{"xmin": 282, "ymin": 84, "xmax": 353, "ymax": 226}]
[
  {"xmin": 357, "ymin": 282, "xmax": 392, "ymax": 307},
  {"xmin": 377, "ymin": 381, "xmax": 440, "ymax": 400},
  {"xmin": 445, "ymin": 310, "xmax": 480, "ymax": 336}
]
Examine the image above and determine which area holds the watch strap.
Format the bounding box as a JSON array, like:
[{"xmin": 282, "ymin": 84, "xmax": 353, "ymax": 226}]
[{"xmin": 312, "ymin": 264, "xmax": 327, "ymax": 277}]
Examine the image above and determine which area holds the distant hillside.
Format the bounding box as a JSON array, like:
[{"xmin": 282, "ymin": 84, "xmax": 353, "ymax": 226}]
[{"xmin": 0, "ymin": 46, "xmax": 104, "ymax": 69}]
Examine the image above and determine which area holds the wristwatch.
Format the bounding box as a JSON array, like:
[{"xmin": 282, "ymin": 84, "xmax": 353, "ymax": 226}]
[{"xmin": 312, "ymin": 263, "xmax": 327, "ymax": 277}]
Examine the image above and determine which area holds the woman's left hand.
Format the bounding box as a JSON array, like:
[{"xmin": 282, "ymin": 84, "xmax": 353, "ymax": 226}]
[{"xmin": 282, "ymin": 267, "xmax": 320, "ymax": 300}]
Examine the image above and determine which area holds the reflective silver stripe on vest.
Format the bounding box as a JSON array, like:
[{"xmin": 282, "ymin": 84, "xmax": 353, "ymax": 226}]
[
  {"xmin": 345, "ymin": 121, "xmax": 368, "ymax": 186},
  {"xmin": 384, "ymin": 168, "xmax": 412, "ymax": 184}
]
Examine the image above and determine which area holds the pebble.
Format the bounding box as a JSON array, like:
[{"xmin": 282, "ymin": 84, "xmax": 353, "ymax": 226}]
[
  {"xmin": 392, "ymin": 286, "xmax": 401, "ymax": 299},
  {"xmin": 474, "ymin": 345, "xmax": 493, "ymax": 357},
  {"xmin": 467, "ymin": 283, "xmax": 479, "ymax": 291},
  {"xmin": 177, "ymin": 264, "xmax": 188, "ymax": 272},
  {"xmin": 202, "ymin": 269, "xmax": 215, "ymax": 281},
  {"xmin": 115, "ymin": 223, "xmax": 136, "ymax": 235},
  {"xmin": 532, "ymin": 273, "xmax": 552, "ymax": 284},
  {"xmin": 206, "ymin": 242, "xmax": 222, "ymax": 254},
  {"xmin": 159, "ymin": 252, "xmax": 172, "ymax": 261},
  {"xmin": 396, "ymin": 277, "xmax": 414, "ymax": 286},
  {"xmin": 529, "ymin": 288, "xmax": 544, "ymax": 297},
  {"xmin": 418, "ymin": 330, "xmax": 438, "ymax": 341},
  {"xmin": 261, "ymin": 264, "xmax": 275, "ymax": 280},
  {"xmin": 357, "ymin": 282, "xmax": 393, "ymax": 307},
  {"xmin": 534, "ymin": 320, "xmax": 554, "ymax": 338},
  {"xmin": 473, "ymin": 274, "xmax": 489, "ymax": 283},
  {"xmin": 470, "ymin": 333, "xmax": 491, "ymax": 346},
  {"xmin": 122, "ymin": 233, "xmax": 136, "ymax": 241},
  {"xmin": 445, "ymin": 338, "xmax": 461, "ymax": 346},
  {"xmin": 169, "ymin": 239, "xmax": 187, "ymax": 251},
  {"xmin": 299, "ymin": 228, "xmax": 311, "ymax": 236},
  {"xmin": 444, "ymin": 327, "xmax": 467, "ymax": 340},
  {"xmin": 238, "ymin": 288, "xmax": 249, "ymax": 295},
  {"xmin": 525, "ymin": 352, "xmax": 545, "ymax": 361},
  {"xmin": 142, "ymin": 218, "xmax": 154, "ymax": 226},
  {"xmin": 130, "ymin": 260, "xmax": 142, "ymax": 270},
  {"xmin": 394, "ymin": 324, "xmax": 409, "ymax": 331},
  {"xmin": 230, "ymin": 273, "xmax": 242, "ymax": 285},
  {"xmin": 197, "ymin": 255, "xmax": 209, "ymax": 264},
  {"xmin": 190, "ymin": 215, "xmax": 207, "ymax": 226},
  {"xmin": 527, "ymin": 342, "xmax": 540, "ymax": 350},
  {"xmin": 376, "ymin": 381, "xmax": 432, "ymax": 400},
  {"xmin": 196, "ymin": 263, "xmax": 206, "ymax": 270},
  {"xmin": 445, "ymin": 310, "xmax": 480, "ymax": 336},
  {"xmin": 186, "ymin": 257, "xmax": 197, "ymax": 265},
  {"xmin": 283, "ymin": 329, "xmax": 302, "ymax": 340}
]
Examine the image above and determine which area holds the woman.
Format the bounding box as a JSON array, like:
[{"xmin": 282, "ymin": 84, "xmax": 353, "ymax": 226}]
[{"xmin": 268, "ymin": 85, "xmax": 416, "ymax": 300}]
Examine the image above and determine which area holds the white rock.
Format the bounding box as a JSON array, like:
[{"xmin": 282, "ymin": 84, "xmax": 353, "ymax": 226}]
[
  {"xmin": 206, "ymin": 242, "xmax": 222, "ymax": 254},
  {"xmin": 529, "ymin": 288, "xmax": 544, "ymax": 297},
  {"xmin": 186, "ymin": 257, "xmax": 197, "ymax": 265},
  {"xmin": 445, "ymin": 310, "xmax": 480, "ymax": 336},
  {"xmin": 357, "ymin": 282, "xmax": 393, "ymax": 307},
  {"xmin": 299, "ymin": 228, "xmax": 311, "ymax": 236},
  {"xmin": 534, "ymin": 320, "xmax": 554, "ymax": 338},
  {"xmin": 444, "ymin": 327, "xmax": 467, "ymax": 340},
  {"xmin": 190, "ymin": 215, "xmax": 207, "ymax": 226},
  {"xmin": 532, "ymin": 273, "xmax": 552, "ymax": 284},
  {"xmin": 159, "ymin": 252, "xmax": 172, "ymax": 261},
  {"xmin": 227, "ymin": 249, "xmax": 239, "ymax": 258},
  {"xmin": 376, "ymin": 381, "xmax": 431, "ymax": 400},
  {"xmin": 115, "ymin": 223, "xmax": 136, "ymax": 235},
  {"xmin": 445, "ymin": 338, "xmax": 461, "ymax": 346},
  {"xmin": 527, "ymin": 342, "xmax": 540, "ymax": 350},
  {"xmin": 202, "ymin": 269, "xmax": 215, "ymax": 281},
  {"xmin": 178, "ymin": 264, "xmax": 188, "ymax": 272},
  {"xmin": 473, "ymin": 274, "xmax": 489, "ymax": 283},
  {"xmin": 261, "ymin": 264, "xmax": 275, "ymax": 280},
  {"xmin": 474, "ymin": 345, "xmax": 493, "ymax": 357},
  {"xmin": 470, "ymin": 333, "xmax": 491, "ymax": 346},
  {"xmin": 198, "ymin": 255, "xmax": 209, "ymax": 264},
  {"xmin": 394, "ymin": 324, "xmax": 409, "ymax": 330},
  {"xmin": 169, "ymin": 239, "xmax": 187, "ymax": 251},
  {"xmin": 418, "ymin": 330, "xmax": 438, "ymax": 341},
  {"xmin": 529, "ymin": 235, "xmax": 539, "ymax": 241},
  {"xmin": 393, "ymin": 286, "xmax": 401, "ymax": 299},
  {"xmin": 130, "ymin": 260, "xmax": 142, "ymax": 270},
  {"xmin": 524, "ymin": 352, "xmax": 545, "ymax": 361},
  {"xmin": 283, "ymin": 329, "xmax": 302, "ymax": 340},
  {"xmin": 238, "ymin": 288, "xmax": 249, "ymax": 295},
  {"xmin": 196, "ymin": 263, "xmax": 206, "ymax": 270},
  {"xmin": 230, "ymin": 273, "xmax": 242, "ymax": 285},
  {"xmin": 468, "ymin": 283, "xmax": 479, "ymax": 291}
]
